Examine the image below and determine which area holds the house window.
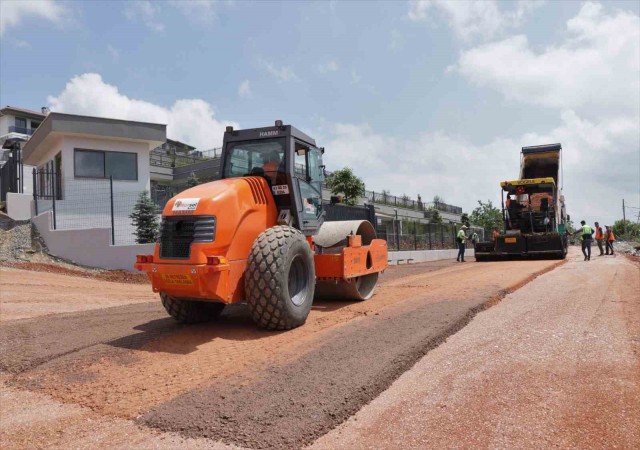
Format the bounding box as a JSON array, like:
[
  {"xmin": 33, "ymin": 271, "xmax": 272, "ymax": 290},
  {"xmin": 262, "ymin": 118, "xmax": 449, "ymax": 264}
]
[
  {"xmin": 15, "ymin": 117, "xmax": 26, "ymax": 130},
  {"xmin": 74, "ymin": 149, "xmax": 138, "ymax": 180}
]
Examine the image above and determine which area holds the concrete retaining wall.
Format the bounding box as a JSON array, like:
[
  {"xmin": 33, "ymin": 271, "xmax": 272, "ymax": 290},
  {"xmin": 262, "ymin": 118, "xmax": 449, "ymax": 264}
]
[
  {"xmin": 32, "ymin": 211, "xmax": 154, "ymax": 271},
  {"xmin": 6, "ymin": 193, "xmax": 33, "ymax": 221},
  {"xmin": 388, "ymin": 248, "xmax": 474, "ymax": 264}
]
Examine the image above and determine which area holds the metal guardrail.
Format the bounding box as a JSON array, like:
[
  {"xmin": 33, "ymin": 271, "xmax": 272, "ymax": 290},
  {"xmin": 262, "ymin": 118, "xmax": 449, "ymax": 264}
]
[
  {"xmin": 150, "ymin": 149, "xmax": 221, "ymax": 168},
  {"xmin": 363, "ymin": 190, "xmax": 462, "ymax": 214},
  {"xmin": 8, "ymin": 126, "xmax": 36, "ymax": 136}
]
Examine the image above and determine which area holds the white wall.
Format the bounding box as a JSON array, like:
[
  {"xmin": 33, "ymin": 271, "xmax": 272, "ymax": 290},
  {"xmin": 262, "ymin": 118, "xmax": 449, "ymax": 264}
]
[
  {"xmin": 0, "ymin": 115, "xmax": 9, "ymax": 135},
  {"xmin": 32, "ymin": 211, "xmax": 155, "ymax": 271},
  {"xmin": 6, "ymin": 193, "xmax": 32, "ymax": 220},
  {"xmin": 388, "ymin": 248, "xmax": 475, "ymax": 264}
]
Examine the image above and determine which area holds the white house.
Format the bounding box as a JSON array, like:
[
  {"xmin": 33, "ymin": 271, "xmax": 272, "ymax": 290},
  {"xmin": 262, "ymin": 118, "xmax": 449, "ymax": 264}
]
[
  {"xmin": 5, "ymin": 112, "xmax": 167, "ymax": 269},
  {"xmin": 23, "ymin": 112, "xmax": 165, "ymax": 196},
  {"xmin": 0, "ymin": 106, "xmax": 47, "ymax": 195}
]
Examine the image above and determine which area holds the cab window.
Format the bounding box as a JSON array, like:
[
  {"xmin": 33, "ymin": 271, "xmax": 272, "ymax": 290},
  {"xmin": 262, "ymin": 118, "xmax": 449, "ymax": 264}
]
[{"xmin": 223, "ymin": 138, "xmax": 285, "ymax": 183}]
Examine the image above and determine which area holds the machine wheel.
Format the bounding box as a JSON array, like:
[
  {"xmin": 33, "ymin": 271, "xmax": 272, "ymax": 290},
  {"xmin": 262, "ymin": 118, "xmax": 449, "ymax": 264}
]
[
  {"xmin": 160, "ymin": 293, "xmax": 225, "ymax": 324},
  {"xmin": 245, "ymin": 226, "xmax": 315, "ymax": 331}
]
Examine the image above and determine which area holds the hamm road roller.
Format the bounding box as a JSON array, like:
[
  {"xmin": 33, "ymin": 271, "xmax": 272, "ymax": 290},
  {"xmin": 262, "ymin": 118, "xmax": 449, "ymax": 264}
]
[{"xmin": 135, "ymin": 121, "xmax": 388, "ymax": 330}]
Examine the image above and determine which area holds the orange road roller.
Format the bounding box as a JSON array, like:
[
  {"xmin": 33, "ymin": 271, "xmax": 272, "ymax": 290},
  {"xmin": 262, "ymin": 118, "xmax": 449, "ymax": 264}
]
[{"xmin": 136, "ymin": 121, "xmax": 388, "ymax": 330}]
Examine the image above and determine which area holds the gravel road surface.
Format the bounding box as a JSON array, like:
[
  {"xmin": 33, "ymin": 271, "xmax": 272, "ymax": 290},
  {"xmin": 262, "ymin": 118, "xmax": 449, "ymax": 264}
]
[
  {"xmin": 311, "ymin": 251, "xmax": 640, "ymax": 449},
  {"xmin": 1, "ymin": 257, "xmax": 562, "ymax": 449}
]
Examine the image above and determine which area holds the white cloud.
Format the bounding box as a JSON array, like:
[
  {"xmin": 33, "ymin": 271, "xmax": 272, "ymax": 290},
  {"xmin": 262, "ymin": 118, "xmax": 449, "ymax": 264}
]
[
  {"xmin": 318, "ymin": 61, "xmax": 339, "ymax": 74},
  {"xmin": 124, "ymin": 1, "xmax": 164, "ymax": 32},
  {"xmin": 351, "ymin": 69, "xmax": 362, "ymax": 85},
  {"xmin": 389, "ymin": 29, "xmax": 403, "ymax": 51},
  {"xmin": 238, "ymin": 80, "xmax": 252, "ymax": 98},
  {"xmin": 408, "ymin": 0, "xmax": 544, "ymax": 42},
  {"xmin": 107, "ymin": 44, "xmax": 119, "ymax": 62},
  {"xmin": 168, "ymin": 0, "xmax": 217, "ymax": 24},
  {"xmin": 433, "ymin": 1, "xmax": 639, "ymax": 224},
  {"xmin": 13, "ymin": 39, "xmax": 32, "ymax": 49},
  {"xmin": 47, "ymin": 73, "xmax": 239, "ymax": 149},
  {"xmin": 260, "ymin": 60, "xmax": 299, "ymax": 82},
  {"xmin": 319, "ymin": 61, "xmax": 339, "ymax": 73},
  {"xmin": 453, "ymin": 2, "xmax": 640, "ymax": 117},
  {"xmin": 319, "ymin": 108, "xmax": 638, "ymax": 226},
  {"xmin": 0, "ymin": 0, "xmax": 68, "ymax": 36}
]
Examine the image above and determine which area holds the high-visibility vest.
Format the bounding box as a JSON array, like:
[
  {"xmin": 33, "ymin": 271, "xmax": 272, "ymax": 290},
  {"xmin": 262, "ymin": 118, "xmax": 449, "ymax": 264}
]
[
  {"xmin": 582, "ymin": 225, "xmax": 593, "ymax": 240},
  {"xmin": 595, "ymin": 227, "xmax": 603, "ymax": 239},
  {"xmin": 608, "ymin": 230, "xmax": 616, "ymax": 241}
]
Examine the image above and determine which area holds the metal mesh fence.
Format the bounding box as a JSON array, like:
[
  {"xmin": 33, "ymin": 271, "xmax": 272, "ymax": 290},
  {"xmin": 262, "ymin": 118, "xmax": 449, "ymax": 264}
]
[
  {"xmin": 378, "ymin": 218, "xmax": 484, "ymax": 251},
  {"xmin": 33, "ymin": 170, "xmax": 482, "ymax": 249},
  {"xmin": 33, "ymin": 170, "xmax": 156, "ymax": 245}
]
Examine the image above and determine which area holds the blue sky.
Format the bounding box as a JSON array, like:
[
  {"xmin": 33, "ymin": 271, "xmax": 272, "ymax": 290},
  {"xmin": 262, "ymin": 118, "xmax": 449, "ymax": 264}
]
[{"xmin": 1, "ymin": 0, "xmax": 639, "ymax": 225}]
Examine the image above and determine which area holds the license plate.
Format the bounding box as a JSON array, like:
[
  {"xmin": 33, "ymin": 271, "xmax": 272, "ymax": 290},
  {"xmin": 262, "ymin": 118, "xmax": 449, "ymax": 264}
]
[
  {"xmin": 160, "ymin": 274, "xmax": 195, "ymax": 286},
  {"xmin": 505, "ymin": 237, "xmax": 517, "ymax": 244}
]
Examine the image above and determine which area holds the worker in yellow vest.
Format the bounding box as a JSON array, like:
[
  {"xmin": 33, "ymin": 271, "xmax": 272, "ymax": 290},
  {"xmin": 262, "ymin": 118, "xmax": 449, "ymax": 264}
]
[
  {"xmin": 456, "ymin": 225, "xmax": 468, "ymax": 262},
  {"xmin": 605, "ymin": 226, "xmax": 616, "ymax": 255},
  {"xmin": 573, "ymin": 220, "xmax": 594, "ymax": 261},
  {"xmin": 594, "ymin": 221, "xmax": 604, "ymax": 256}
]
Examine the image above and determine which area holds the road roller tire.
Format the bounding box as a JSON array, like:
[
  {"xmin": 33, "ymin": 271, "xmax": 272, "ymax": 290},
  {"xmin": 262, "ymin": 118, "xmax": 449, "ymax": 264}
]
[
  {"xmin": 245, "ymin": 226, "xmax": 316, "ymax": 331},
  {"xmin": 160, "ymin": 293, "xmax": 225, "ymax": 324}
]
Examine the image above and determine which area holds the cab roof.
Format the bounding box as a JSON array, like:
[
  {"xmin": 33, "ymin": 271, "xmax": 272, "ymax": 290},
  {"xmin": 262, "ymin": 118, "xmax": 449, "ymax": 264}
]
[{"xmin": 223, "ymin": 123, "xmax": 317, "ymax": 147}]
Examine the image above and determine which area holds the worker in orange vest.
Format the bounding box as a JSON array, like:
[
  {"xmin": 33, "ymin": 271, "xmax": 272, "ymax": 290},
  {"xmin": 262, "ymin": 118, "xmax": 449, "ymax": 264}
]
[
  {"xmin": 262, "ymin": 151, "xmax": 281, "ymax": 174},
  {"xmin": 594, "ymin": 221, "xmax": 604, "ymax": 256},
  {"xmin": 605, "ymin": 226, "xmax": 616, "ymax": 255}
]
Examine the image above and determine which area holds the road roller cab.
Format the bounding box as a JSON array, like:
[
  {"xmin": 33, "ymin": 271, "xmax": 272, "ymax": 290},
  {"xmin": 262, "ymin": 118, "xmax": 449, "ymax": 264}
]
[{"xmin": 135, "ymin": 121, "xmax": 388, "ymax": 330}]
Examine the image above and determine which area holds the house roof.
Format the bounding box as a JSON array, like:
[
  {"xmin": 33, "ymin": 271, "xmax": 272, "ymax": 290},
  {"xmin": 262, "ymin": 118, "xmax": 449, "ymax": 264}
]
[
  {"xmin": 23, "ymin": 112, "xmax": 167, "ymax": 165},
  {"xmin": 0, "ymin": 106, "xmax": 47, "ymax": 120}
]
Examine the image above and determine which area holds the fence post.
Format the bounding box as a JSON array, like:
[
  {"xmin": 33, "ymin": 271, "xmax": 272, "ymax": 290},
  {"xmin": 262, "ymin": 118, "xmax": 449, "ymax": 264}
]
[
  {"xmin": 441, "ymin": 224, "xmax": 444, "ymax": 248},
  {"xmin": 32, "ymin": 168, "xmax": 38, "ymax": 216},
  {"xmin": 413, "ymin": 224, "xmax": 417, "ymax": 250},
  {"xmin": 428, "ymin": 224, "xmax": 432, "ymax": 249},
  {"xmin": 110, "ymin": 176, "xmax": 115, "ymax": 245},
  {"xmin": 51, "ymin": 170, "xmax": 57, "ymax": 230}
]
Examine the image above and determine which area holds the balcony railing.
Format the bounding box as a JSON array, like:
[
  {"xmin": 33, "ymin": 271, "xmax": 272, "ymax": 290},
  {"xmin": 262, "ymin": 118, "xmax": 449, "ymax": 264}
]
[{"xmin": 8, "ymin": 126, "xmax": 36, "ymax": 136}]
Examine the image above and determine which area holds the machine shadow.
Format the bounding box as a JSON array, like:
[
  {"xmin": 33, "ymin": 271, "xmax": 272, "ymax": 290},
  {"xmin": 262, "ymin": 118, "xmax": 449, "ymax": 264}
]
[
  {"xmin": 106, "ymin": 304, "xmax": 281, "ymax": 355},
  {"xmin": 106, "ymin": 299, "xmax": 353, "ymax": 355}
]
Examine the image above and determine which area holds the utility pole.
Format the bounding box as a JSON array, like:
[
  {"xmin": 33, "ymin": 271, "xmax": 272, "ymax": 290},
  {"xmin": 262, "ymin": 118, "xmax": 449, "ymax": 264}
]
[{"xmin": 622, "ymin": 199, "xmax": 626, "ymax": 235}]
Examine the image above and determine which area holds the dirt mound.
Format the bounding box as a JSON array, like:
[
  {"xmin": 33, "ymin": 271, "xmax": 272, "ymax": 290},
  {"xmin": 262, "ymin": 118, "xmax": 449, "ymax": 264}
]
[{"xmin": 0, "ymin": 261, "xmax": 149, "ymax": 284}]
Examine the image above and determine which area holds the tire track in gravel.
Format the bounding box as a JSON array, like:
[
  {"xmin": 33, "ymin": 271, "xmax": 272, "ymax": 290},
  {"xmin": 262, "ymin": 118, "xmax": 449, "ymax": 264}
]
[
  {"xmin": 5, "ymin": 261, "xmax": 468, "ymax": 417},
  {"xmin": 0, "ymin": 261, "xmax": 453, "ymax": 376}
]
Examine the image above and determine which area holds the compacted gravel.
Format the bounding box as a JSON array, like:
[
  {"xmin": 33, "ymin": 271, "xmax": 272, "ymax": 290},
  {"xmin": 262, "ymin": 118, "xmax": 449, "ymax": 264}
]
[{"xmin": 311, "ymin": 251, "xmax": 640, "ymax": 449}]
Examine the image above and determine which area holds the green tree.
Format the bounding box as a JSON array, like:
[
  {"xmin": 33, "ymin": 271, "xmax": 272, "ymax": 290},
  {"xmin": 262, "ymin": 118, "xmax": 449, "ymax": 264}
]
[
  {"xmin": 460, "ymin": 213, "xmax": 471, "ymax": 227},
  {"xmin": 429, "ymin": 208, "xmax": 443, "ymax": 224},
  {"xmin": 326, "ymin": 167, "xmax": 365, "ymax": 206},
  {"xmin": 186, "ymin": 171, "xmax": 200, "ymax": 188},
  {"xmin": 613, "ymin": 219, "xmax": 640, "ymax": 241},
  {"xmin": 470, "ymin": 200, "xmax": 504, "ymax": 234},
  {"xmin": 130, "ymin": 191, "xmax": 159, "ymax": 244}
]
